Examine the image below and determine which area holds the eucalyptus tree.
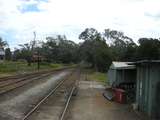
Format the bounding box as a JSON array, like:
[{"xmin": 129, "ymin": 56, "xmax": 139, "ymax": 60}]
[
  {"xmin": 0, "ymin": 37, "xmax": 8, "ymax": 48},
  {"xmin": 42, "ymin": 35, "xmax": 79, "ymax": 63},
  {"xmin": 19, "ymin": 43, "xmax": 33, "ymax": 66},
  {"xmin": 104, "ymin": 29, "xmax": 137, "ymax": 61},
  {"xmin": 136, "ymin": 38, "xmax": 160, "ymax": 60},
  {"xmin": 79, "ymin": 28, "xmax": 112, "ymax": 72}
]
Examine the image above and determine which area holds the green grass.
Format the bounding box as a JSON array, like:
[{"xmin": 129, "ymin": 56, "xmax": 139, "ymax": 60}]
[
  {"xmin": 0, "ymin": 61, "xmax": 73, "ymax": 77},
  {"xmin": 50, "ymin": 63, "xmax": 64, "ymax": 69},
  {"xmin": 87, "ymin": 70, "xmax": 107, "ymax": 84}
]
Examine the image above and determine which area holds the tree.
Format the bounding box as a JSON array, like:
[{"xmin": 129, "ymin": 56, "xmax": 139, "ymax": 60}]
[
  {"xmin": 79, "ymin": 28, "xmax": 99, "ymax": 41},
  {"xmin": 41, "ymin": 35, "xmax": 79, "ymax": 63},
  {"xmin": 57, "ymin": 39, "xmax": 79, "ymax": 63},
  {"xmin": 42, "ymin": 36, "xmax": 59, "ymax": 62},
  {"xmin": 104, "ymin": 29, "xmax": 132, "ymax": 41},
  {"xmin": 104, "ymin": 29, "xmax": 137, "ymax": 61},
  {"xmin": 0, "ymin": 37, "xmax": 8, "ymax": 48},
  {"xmin": 79, "ymin": 28, "xmax": 112, "ymax": 72},
  {"xmin": 12, "ymin": 49, "xmax": 21, "ymax": 61},
  {"xmin": 123, "ymin": 42, "xmax": 137, "ymax": 61},
  {"xmin": 136, "ymin": 38, "xmax": 160, "ymax": 60},
  {"xmin": 19, "ymin": 43, "xmax": 32, "ymax": 66},
  {"xmin": 5, "ymin": 48, "xmax": 12, "ymax": 60}
]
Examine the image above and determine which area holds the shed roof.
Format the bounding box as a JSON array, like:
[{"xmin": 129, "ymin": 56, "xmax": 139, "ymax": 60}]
[
  {"xmin": 110, "ymin": 61, "xmax": 135, "ymax": 69},
  {"xmin": 132, "ymin": 60, "xmax": 160, "ymax": 65}
]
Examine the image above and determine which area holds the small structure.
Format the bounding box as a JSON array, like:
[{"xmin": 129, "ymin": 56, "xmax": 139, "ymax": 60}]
[
  {"xmin": 108, "ymin": 61, "xmax": 136, "ymax": 87},
  {"xmin": 0, "ymin": 48, "xmax": 5, "ymax": 60},
  {"xmin": 32, "ymin": 54, "xmax": 45, "ymax": 62},
  {"xmin": 134, "ymin": 60, "xmax": 160, "ymax": 119}
]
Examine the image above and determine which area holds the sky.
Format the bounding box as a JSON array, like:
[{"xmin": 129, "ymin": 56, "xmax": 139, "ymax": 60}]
[{"xmin": 0, "ymin": 0, "xmax": 160, "ymax": 49}]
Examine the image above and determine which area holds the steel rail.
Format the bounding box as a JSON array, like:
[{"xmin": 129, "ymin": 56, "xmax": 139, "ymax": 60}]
[
  {"xmin": 60, "ymin": 70, "xmax": 80, "ymax": 120},
  {"xmin": 60, "ymin": 85, "xmax": 76, "ymax": 120},
  {"xmin": 0, "ymin": 72, "xmax": 51, "ymax": 88},
  {"xmin": 0, "ymin": 72, "xmax": 53, "ymax": 95},
  {"xmin": 21, "ymin": 76, "xmax": 69, "ymax": 120},
  {"xmin": 0, "ymin": 68, "xmax": 74, "ymax": 95},
  {"xmin": 0, "ymin": 70, "xmax": 54, "ymax": 82},
  {"xmin": 0, "ymin": 66, "xmax": 73, "ymax": 82}
]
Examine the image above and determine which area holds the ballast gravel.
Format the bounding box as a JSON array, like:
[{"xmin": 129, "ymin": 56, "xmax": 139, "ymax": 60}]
[{"xmin": 0, "ymin": 70, "xmax": 70, "ymax": 120}]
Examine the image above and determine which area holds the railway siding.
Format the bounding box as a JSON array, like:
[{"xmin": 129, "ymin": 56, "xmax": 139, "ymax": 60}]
[
  {"xmin": 0, "ymin": 69, "xmax": 72, "ymax": 120},
  {"xmin": 24, "ymin": 69, "xmax": 80, "ymax": 120}
]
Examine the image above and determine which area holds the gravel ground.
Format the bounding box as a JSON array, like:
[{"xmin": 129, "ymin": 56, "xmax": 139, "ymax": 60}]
[
  {"xmin": 26, "ymin": 70, "xmax": 79, "ymax": 120},
  {"xmin": 0, "ymin": 70, "xmax": 150, "ymax": 120},
  {"xmin": 0, "ymin": 70, "xmax": 71, "ymax": 120},
  {"xmin": 64, "ymin": 74, "xmax": 149, "ymax": 120}
]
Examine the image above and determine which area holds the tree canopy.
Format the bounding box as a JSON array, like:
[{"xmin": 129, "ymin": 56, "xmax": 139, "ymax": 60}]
[
  {"xmin": 0, "ymin": 37, "xmax": 8, "ymax": 48},
  {"xmin": 79, "ymin": 28, "xmax": 112, "ymax": 72},
  {"xmin": 136, "ymin": 38, "xmax": 160, "ymax": 60}
]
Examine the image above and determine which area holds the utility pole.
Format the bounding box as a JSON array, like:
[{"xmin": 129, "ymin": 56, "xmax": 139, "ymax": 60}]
[
  {"xmin": 37, "ymin": 50, "xmax": 40, "ymax": 70},
  {"xmin": 33, "ymin": 31, "xmax": 36, "ymax": 42}
]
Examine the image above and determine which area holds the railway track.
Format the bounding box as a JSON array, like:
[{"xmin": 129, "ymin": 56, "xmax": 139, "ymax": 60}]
[
  {"xmin": 0, "ymin": 67, "xmax": 70, "ymax": 82},
  {"xmin": 22, "ymin": 69, "xmax": 80, "ymax": 120},
  {"xmin": 60, "ymin": 83, "xmax": 77, "ymax": 120},
  {"xmin": 0, "ymin": 67, "xmax": 72, "ymax": 95}
]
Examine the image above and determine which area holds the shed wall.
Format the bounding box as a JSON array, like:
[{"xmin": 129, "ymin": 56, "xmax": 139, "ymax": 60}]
[
  {"xmin": 108, "ymin": 69, "xmax": 116, "ymax": 86},
  {"xmin": 108, "ymin": 69, "xmax": 136, "ymax": 86},
  {"xmin": 150, "ymin": 65, "xmax": 160, "ymax": 118},
  {"xmin": 136, "ymin": 64, "xmax": 160, "ymax": 118}
]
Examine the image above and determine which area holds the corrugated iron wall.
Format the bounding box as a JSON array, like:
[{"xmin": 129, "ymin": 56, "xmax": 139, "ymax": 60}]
[
  {"xmin": 108, "ymin": 69, "xmax": 116, "ymax": 86},
  {"xmin": 136, "ymin": 63, "xmax": 160, "ymax": 118},
  {"xmin": 108, "ymin": 69, "xmax": 136, "ymax": 87}
]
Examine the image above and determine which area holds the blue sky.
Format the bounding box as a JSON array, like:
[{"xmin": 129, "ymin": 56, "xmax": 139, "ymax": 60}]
[
  {"xmin": 18, "ymin": 0, "xmax": 48, "ymax": 13},
  {"xmin": 18, "ymin": 4, "xmax": 41, "ymax": 13},
  {"xmin": 0, "ymin": 0, "xmax": 160, "ymax": 49}
]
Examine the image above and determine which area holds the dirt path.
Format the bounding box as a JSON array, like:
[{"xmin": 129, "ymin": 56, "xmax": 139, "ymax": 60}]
[{"xmin": 65, "ymin": 74, "xmax": 144, "ymax": 120}]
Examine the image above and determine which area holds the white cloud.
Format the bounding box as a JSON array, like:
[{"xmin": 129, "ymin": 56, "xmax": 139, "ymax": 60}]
[{"xmin": 0, "ymin": 0, "xmax": 160, "ymax": 49}]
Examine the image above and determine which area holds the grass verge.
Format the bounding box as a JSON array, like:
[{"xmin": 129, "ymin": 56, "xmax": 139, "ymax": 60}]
[
  {"xmin": 87, "ymin": 69, "xmax": 107, "ymax": 84},
  {"xmin": 0, "ymin": 61, "xmax": 75, "ymax": 77}
]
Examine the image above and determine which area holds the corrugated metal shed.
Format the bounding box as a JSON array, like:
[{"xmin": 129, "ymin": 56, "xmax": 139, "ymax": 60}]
[
  {"xmin": 108, "ymin": 61, "xmax": 136, "ymax": 86},
  {"xmin": 110, "ymin": 62, "xmax": 135, "ymax": 69},
  {"xmin": 134, "ymin": 60, "xmax": 160, "ymax": 119}
]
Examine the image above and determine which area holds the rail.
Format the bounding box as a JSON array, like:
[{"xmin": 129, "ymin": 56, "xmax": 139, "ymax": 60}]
[
  {"xmin": 21, "ymin": 76, "xmax": 68, "ymax": 120},
  {"xmin": 21, "ymin": 69, "xmax": 79, "ymax": 120}
]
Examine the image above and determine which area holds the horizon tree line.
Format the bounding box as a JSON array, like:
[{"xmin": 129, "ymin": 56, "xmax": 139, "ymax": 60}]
[{"xmin": 1, "ymin": 28, "xmax": 160, "ymax": 72}]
